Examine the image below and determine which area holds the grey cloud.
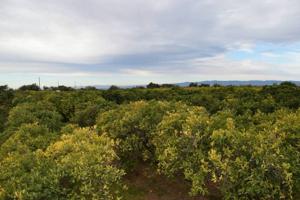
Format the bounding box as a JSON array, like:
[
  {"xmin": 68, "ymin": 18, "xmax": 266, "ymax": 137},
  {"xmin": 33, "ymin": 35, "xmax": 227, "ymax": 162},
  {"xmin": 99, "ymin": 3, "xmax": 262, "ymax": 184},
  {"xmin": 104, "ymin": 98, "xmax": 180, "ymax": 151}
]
[{"xmin": 0, "ymin": 0, "xmax": 300, "ymax": 78}]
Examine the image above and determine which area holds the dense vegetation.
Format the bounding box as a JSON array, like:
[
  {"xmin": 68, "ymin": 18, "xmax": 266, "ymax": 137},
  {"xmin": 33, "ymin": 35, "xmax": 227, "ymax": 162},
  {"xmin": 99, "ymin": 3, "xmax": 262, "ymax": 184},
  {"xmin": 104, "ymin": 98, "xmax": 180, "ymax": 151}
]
[{"xmin": 0, "ymin": 83, "xmax": 299, "ymax": 199}]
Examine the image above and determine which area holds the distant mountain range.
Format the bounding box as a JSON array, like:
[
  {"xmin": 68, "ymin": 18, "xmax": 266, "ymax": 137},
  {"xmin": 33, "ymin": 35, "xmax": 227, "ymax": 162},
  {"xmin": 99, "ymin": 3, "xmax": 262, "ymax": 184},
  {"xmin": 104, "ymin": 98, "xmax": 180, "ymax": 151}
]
[
  {"xmin": 92, "ymin": 80, "xmax": 300, "ymax": 89},
  {"xmin": 176, "ymin": 80, "xmax": 300, "ymax": 87}
]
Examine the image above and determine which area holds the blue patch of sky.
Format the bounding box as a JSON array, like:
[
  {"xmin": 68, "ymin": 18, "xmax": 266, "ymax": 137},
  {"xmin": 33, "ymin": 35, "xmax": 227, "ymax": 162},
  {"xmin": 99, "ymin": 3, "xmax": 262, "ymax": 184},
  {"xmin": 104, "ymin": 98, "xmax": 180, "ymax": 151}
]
[{"xmin": 226, "ymin": 42, "xmax": 300, "ymax": 64}]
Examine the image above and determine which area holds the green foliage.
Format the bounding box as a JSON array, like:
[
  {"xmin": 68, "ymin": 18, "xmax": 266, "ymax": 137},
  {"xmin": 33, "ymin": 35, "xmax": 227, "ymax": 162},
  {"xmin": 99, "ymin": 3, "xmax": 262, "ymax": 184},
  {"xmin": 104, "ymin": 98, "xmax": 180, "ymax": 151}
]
[
  {"xmin": 147, "ymin": 82, "xmax": 160, "ymax": 89},
  {"xmin": 153, "ymin": 106, "xmax": 212, "ymax": 195},
  {"xmin": 97, "ymin": 101, "xmax": 175, "ymax": 167},
  {"xmin": 45, "ymin": 90, "xmax": 109, "ymax": 123},
  {"xmin": 153, "ymin": 107, "xmax": 300, "ymax": 199},
  {"xmin": 44, "ymin": 85, "xmax": 74, "ymax": 91},
  {"xmin": 0, "ymin": 124, "xmax": 58, "ymax": 157},
  {"xmin": 108, "ymin": 85, "xmax": 120, "ymax": 90},
  {"xmin": 71, "ymin": 101, "xmax": 114, "ymax": 127},
  {"xmin": 0, "ymin": 85, "xmax": 14, "ymax": 132},
  {"xmin": 0, "ymin": 123, "xmax": 61, "ymax": 199},
  {"xmin": 7, "ymin": 102, "xmax": 63, "ymax": 131},
  {"xmin": 42, "ymin": 129, "xmax": 125, "ymax": 200},
  {"xmin": 0, "ymin": 128, "xmax": 125, "ymax": 200},
  {"xmin": 209, "ymin": 120, "xmax": 295, "ymax": 199},
  {"xmin": 0, "ymin": 145, "xmax": 55, "ymax": 200},
  {"xmin": 0, "ymin": 102, "xmax": 62, "ymax": 145},
  {"xmin": 1, "ymin": 85, "xmax": 300, "ymax": 199},
  {"xmin": 18, "ymin": 84, "xmax": 40, "ymax": 91}
]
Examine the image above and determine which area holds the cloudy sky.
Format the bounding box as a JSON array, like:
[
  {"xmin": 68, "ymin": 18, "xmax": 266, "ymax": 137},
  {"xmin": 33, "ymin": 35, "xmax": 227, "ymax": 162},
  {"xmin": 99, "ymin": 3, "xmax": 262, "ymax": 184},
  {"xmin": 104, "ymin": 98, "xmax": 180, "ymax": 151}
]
[{"xmin": 1, "ymin": 0, "xmax": 300, "ymax": 87}]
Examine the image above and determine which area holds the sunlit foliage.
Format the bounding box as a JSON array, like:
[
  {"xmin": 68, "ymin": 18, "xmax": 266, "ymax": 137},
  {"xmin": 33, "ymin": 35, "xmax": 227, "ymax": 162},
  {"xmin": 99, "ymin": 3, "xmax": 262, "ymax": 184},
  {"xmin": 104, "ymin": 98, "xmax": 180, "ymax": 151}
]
[
  {"xmin": 0, "ymin": 84, "xmax": 299, "ymax": 199},
  {"xmin": 0, "ymin": 128, "xmax": 124, "ymax": 200}
]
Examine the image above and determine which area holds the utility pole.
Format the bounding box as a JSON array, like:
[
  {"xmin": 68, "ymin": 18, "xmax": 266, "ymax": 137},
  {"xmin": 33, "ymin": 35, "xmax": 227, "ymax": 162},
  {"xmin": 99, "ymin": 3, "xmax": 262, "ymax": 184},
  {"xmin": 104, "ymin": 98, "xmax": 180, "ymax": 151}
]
[{"xmin": 38, "ymin": 77, "xmax": 41, "ymax": 88}]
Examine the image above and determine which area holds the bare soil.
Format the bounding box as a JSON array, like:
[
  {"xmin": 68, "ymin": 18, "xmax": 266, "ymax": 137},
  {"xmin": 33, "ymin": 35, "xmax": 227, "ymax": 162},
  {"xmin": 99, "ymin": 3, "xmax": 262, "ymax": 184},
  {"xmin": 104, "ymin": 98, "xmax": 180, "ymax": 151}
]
[{"xmin": 123, "ymin": 163, "xmax": 221, "ymax": 200}]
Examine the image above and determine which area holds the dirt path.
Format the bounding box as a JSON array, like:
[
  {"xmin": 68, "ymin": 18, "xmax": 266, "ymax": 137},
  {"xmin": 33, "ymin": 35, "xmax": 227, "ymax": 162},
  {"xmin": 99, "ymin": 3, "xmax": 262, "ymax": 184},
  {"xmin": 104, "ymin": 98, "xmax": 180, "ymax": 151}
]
[{"xmin": 123, "ymin": 164, "xmax": 220, "ymax": 200}]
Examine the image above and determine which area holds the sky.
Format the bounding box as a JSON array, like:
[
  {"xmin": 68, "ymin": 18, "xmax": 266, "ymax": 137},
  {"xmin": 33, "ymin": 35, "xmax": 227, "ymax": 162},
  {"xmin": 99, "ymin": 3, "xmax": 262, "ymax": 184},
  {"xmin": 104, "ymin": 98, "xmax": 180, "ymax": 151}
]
[{"xmin": 1, "ymin": 0, "xmax": 300, "ymax": 88}]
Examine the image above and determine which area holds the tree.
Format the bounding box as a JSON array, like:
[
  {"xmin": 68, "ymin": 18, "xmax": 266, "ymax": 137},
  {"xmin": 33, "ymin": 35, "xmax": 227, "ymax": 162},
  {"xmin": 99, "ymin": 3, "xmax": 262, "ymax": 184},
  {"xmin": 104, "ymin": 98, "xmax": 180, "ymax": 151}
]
[
  {"xmin": 42, "ymin": 129, "xmax": 125, "ymax": 200},
  {"xmin": 97, "ymin": 101, "xmax": 178, "ymax": 167},
  {"xmin": 57, "ymin": 85, "xmax": 74, "ymax": 91},
  {"xmin": 0, "ymin": 128, "xmax": 125, "ymax": 200},
  {"xmin": 0, "ymin": 123, "xmax": 61, "ymax": 199},
  {"xmin": 161, "ymin": 84, "xmax": 178, "ymax": 88},
  {"xmin": 0, "ymin": 102, "xmax": 63, "ymax": 145},
  {"xmin": 208, "ymin": 118, "xmax": 296, "ymax": 199},
  {"xmin": 280, "ymin": 81, "xmax": 297, "ymax": 87},
  {"xmin": 0, "ymin": 124, "xmax": 58, "ymax": 158},
  {"xmin": 189, "ymin": 82, "xmax": 198, "ymax": 87},
  {"xmin": 44, "ymin": 85, "xmax": 74, "ymax": 91},
  {"xmin": 71, "ymin": 100, "xmax": 114, "ymax": 127},
  {"xmin": 18, "ymin": 84, "xmax": 40, "ymax": 91},
  {"xmin": 199, "ymin": 83, "xmax": 210, "ymax": 87},
  {"xmin": 7, "ymin": 102, "xmax": 63, "ymax": 132},
  {"xmin": 153, "ymin": 106, "xmax": 299, "ymax": 199},
  {"xmin": 153, "ymin": 105, "xmax": 211, "ymax": 195},
  {"xmin": 108, "ymin": 85, "xmax": 120, "ymax": 90},
  {"xmin": 147, "ymin": 82, "xmax": 160, "ymax": 89},
  {"xmin": 0, "ymin": 85, "xmax": 14, "ymax": 132},
  {"xmin": 0, "ymin": 85, "xmax": 9, "ymax": 91},
  {"xmin": 82, "ymin": 86, "xmax": 97, "ymax": 90}
]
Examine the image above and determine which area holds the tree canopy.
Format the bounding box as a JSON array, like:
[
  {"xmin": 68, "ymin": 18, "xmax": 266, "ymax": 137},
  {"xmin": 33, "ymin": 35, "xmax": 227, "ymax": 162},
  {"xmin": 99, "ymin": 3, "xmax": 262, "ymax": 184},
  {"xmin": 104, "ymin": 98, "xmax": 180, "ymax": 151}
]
[{"xmin": 0, "ymin": 83, "xmax": 299, "ymax": 199}]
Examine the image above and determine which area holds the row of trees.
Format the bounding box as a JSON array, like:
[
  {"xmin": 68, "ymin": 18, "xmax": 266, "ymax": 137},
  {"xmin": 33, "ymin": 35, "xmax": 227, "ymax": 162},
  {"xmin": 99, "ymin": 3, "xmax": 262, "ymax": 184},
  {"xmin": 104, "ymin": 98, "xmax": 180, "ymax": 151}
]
[
  {"xmin": 18, "ymin": 84, "xmax": 75, "ymax": 91},
  {"xmin": 97, "ymin": 101, "xmax": 300, "ymax": 199},
  {"xmin": 101, "ymin": 82, "xmax": 300, "ymax": 113},
  {"xmin": 0, "ymin": 124, "xmax": 124, "ymax": 199},
  {"xmin": 0, "ymin": 90, "xmax": 123, "ymax": 199},
  {"xmin": 0, "ymin": 84, "xmax": 299, "ymax": 199}
]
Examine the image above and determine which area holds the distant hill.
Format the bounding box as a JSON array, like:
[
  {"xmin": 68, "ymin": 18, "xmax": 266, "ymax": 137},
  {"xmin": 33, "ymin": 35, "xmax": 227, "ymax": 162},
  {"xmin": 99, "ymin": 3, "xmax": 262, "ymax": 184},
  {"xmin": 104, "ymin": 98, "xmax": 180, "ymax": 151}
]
[
  {"xmin": 91, "ymin": 80, "xmax": 300, "ymax": 89},
  {"xmin": 176, "ymin": 80, "xmax": 300, "ymax": 87},
  {"xmin": 92, "ymin": 84, "xmax": 144, "ymax": 90}
]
